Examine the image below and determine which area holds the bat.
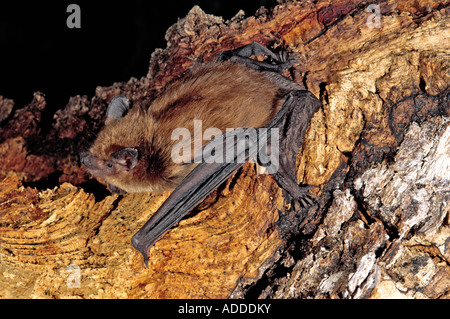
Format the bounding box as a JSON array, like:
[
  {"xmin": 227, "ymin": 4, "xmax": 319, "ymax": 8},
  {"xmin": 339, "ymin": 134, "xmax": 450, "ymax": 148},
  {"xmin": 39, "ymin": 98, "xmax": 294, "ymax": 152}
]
[{"xmin": 80, "ymin": 42, "xmax": 321, "ymax": 266}]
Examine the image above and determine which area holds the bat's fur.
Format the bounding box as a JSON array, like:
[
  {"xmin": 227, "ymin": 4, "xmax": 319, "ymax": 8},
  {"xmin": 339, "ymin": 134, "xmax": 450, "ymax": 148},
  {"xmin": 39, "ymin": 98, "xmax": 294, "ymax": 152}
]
[
  {"xmin": 82, "ymin": 61, "xmax": 285, "ymax": 193},
  {"xmin": 81, "ymin": 42, "xmax": 321, "ymax": 265}
]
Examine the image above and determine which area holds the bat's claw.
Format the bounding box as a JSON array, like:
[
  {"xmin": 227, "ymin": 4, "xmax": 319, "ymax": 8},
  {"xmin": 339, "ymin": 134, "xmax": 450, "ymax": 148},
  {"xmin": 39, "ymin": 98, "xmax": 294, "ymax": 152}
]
[
  {"xmin": 131, "ymin": 233, "xmax": 151, "ymax": 268},
  {"xmin": 216, "ymin": 42, "xmax": 296, "ymax": 73},
  {"xmin": 289, "ymin": 185, "xmax": 318, "ymax": 211},
  {"xmin": 285, "ymin": 51, "xmax": 302, "ymax": 68}
]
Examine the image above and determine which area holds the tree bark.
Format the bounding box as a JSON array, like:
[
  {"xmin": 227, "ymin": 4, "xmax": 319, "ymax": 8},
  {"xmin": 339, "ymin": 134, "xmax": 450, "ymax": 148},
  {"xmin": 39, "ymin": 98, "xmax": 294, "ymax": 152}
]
[{"xmin": 0, "ymin": 0, "xmax": 448, "ymax": 298}]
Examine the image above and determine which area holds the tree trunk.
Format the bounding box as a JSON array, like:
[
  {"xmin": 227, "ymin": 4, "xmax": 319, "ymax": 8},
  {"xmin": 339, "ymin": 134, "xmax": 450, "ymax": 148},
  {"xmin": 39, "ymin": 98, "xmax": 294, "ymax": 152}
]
[{"xmin": 0, "ymin": 0, "xmax": 448, "ymax": 298}]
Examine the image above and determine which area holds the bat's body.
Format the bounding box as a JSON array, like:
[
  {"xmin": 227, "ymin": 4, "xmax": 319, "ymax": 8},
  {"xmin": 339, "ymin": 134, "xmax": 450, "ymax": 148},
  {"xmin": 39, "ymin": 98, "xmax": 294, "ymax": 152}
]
[
  {"xmin": 81, "ymin": 42, "xmax": 321, "ymax": 266},
  {"xmin": 81, "ymin": 61, "xmax": 283, "ymax": 194}
]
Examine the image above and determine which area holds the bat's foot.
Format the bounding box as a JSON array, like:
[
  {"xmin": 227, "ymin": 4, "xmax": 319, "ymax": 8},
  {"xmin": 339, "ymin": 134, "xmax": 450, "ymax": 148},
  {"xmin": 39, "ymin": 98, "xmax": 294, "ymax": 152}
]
[
  {"xmin": 288, "ymin": 185, "xmax": 318, "ymax": 211},
  {"xmin": 273, "ymin": 170, "xmax": 318, "ymax": 210},
  {"xmin": 278, "ymin": 50, "xmax": 301, "ymax": 68},
  {"xmin": 216, "ymin": 41, "xmax": 294, "ymax": 73}
]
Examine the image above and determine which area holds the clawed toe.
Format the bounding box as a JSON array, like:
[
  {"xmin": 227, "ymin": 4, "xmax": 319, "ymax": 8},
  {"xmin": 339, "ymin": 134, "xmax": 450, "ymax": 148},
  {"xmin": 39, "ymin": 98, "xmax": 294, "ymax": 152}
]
[{"xmin": 291, "ymin": 186, "xmax": 318, "ymax": 210}]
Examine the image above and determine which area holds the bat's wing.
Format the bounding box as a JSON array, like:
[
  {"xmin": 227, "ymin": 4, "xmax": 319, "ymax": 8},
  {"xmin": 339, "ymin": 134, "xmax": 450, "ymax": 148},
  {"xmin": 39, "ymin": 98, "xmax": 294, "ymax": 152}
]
[{"xmin": 131, "ymin": 121, "xmax": 282, "ymax": 266}]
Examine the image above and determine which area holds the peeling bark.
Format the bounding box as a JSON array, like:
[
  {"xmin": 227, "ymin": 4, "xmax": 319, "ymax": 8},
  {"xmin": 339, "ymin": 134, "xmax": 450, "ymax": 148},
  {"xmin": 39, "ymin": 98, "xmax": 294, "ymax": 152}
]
[{"xmin": 0, "ymin": 0, "xmax": 449, "ymax": 298}]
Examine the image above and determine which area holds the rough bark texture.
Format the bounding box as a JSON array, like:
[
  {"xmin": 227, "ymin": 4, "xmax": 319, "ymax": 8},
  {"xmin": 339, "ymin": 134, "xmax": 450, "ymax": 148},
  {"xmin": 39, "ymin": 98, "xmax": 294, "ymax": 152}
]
[{"xmin": 0, "ymin": 0, "xmax": 449, "ymax": 298}]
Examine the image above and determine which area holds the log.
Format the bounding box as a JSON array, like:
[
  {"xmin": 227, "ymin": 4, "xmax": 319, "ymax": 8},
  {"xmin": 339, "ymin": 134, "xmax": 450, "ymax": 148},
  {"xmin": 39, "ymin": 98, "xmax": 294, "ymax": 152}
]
[{"xmin": 0, "ymin": 0, "xmax": 449, "ymax": 298}]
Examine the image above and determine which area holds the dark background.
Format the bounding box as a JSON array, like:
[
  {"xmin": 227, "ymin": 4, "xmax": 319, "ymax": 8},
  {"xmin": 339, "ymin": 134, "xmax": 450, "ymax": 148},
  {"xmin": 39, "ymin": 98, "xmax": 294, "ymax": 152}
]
[{"xmin": 0, "ymin": 0, "xmax": 277, "ymax": 117}]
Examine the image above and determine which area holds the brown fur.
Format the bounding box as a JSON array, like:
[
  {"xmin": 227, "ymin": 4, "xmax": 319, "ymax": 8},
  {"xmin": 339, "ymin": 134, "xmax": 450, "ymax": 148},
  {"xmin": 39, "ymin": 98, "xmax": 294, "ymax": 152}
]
[{"xmin": 86, "ymin": 61, "xmax": 284, "ymax": 193}]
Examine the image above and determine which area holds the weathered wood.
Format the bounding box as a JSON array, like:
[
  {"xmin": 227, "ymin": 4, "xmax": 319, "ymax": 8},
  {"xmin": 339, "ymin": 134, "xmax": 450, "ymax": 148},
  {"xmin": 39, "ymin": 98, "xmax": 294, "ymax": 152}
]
[{"xmin": 0, "ymin": 0, "xmax": 449, "ymax": 298}]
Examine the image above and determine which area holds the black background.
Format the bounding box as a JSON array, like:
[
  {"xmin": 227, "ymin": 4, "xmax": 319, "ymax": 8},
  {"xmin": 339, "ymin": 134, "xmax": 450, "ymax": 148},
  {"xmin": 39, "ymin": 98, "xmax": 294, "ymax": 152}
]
[{"xmin": 0, "ymin": 1, "xmax": 277, "ymax": 117}]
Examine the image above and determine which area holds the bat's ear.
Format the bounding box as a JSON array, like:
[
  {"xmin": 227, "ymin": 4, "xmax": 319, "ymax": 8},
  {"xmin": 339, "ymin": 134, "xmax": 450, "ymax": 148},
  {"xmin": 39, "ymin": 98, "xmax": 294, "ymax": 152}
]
[
  {"xmin": 111, "ymin": 148, "xmax": 138, "ymax": 171},
  {"xmin": 106, "ymin": 95, "xmax": 130, "ymax": 123}
]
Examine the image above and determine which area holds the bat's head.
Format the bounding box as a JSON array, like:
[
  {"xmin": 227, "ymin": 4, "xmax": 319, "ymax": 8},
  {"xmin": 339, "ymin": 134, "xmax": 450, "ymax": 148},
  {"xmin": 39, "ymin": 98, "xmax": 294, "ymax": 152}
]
[
  {"xmin": 80, "ymin": 147, "xmax": 138, "ymax": 194},
  {"xmin": 80, "ymin": 95, "xmax": 160, "ymax": 194}
]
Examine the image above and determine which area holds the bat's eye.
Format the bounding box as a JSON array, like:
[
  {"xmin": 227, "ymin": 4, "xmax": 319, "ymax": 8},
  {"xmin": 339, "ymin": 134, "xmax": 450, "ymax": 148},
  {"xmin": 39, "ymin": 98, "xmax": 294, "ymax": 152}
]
[{"xmin": 106, "ymin": 162, "xmax": 114, "ymax": 169}]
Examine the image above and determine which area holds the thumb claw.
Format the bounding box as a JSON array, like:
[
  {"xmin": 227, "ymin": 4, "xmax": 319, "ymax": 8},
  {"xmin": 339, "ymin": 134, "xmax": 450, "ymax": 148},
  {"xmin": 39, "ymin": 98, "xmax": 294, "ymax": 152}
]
[{"xmin": 131, "ymin": 233, "xmax": 151, "ymax": 268}]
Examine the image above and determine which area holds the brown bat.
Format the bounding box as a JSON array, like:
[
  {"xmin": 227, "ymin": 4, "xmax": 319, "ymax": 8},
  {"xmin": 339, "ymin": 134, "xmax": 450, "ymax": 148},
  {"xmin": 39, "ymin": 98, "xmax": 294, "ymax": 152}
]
[{"xmin": 80, "ymin": 42, "xmax": 321, "ymax": 266}]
